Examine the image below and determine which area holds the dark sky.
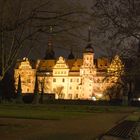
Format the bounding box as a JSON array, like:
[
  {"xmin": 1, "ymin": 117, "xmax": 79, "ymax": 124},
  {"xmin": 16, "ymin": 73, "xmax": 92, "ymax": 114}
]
[{"xmin": 20, "ymin": 0, "xmax": 98, "ymax": 60}]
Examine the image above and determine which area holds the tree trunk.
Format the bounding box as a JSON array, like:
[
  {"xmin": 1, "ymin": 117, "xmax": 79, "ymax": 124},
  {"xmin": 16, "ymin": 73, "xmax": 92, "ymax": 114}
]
[
  {"xmin": 122, "ymin": 84, "xmax": 128, "ymax": 106},
  {"xmin": 0, "ymin": 79, "xmax": 3, "ymax": 102},
  {"xmin": 39, "ymin": 87, "xmax": 44, "ymax": 104},
  {"xmin": 0, "ymin": 72, "xmax": 16, "ymax": 102}
]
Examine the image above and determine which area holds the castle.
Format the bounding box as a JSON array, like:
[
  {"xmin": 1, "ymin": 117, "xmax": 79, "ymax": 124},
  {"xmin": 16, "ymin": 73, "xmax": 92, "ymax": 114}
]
[{"xmin": 14, "ymin": 30, "xmax": 122, "ymax": 100}]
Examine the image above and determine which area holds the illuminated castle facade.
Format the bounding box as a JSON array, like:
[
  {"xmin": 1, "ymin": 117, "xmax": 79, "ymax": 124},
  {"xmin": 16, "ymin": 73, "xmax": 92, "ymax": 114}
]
[{"xmin": 14, "ymin": 31, "xmax": 121, "ymax": 100}]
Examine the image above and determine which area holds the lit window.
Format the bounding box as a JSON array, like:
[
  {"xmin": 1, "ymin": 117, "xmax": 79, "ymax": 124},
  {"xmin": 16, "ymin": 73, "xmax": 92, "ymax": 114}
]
[
  {"xmin": 77, "ymin": 79, "xmax": 79, "ymax": 82},
  {"xmin": 27, "ymin": 79, "xmax": 31, "ymax": 83},
  {"xmin": 68, "ymin": 94, "xmax": 72, "ymax": 99},
  {"xmin": 62, "ymin": 78, "xmax": 65, "ymax": 82},
  {"xmin": 27, "ymin": 88, "xmax": 29, "ymax": 92},
  {"xmin": 75, "ymin": 94, "xmax": 78, "ymax": 98},
  {"xmin": 53, "ymin": 78, "xmax": 56, "ymax": 82},
  {"xmin": 60, "ymin": 94, "xmax": 65, "ymax": 99}
]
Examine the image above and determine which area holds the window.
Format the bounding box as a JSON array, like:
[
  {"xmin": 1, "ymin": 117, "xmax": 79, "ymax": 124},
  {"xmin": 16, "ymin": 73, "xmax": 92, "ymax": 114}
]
[
  {"xmin": 68, "ymin": 94, "xmax": 72, "ymax": 99},
  {"xmin": 27, "ymin": 79, "xmax": 31, "ymax": 83},
  {"xmin": 53, "ymin": 78, "xmax": 56, "ymax": 82},
  {"xmin": 77, "ymin": 78, "xmax": 79, "ymax": 82},
  {"xmin": 70, "ymin": 79, "xmax": 72, "ymax": 82},
  {"xmin": 76, "ymin": 86, "xmax": 79, "ymax": 90},
  {"xmin": 60, "ymin": 94, "xmax": 65, "ymax": 99},
  {"xmin": 69, "ymin": 86, "xmax": 72, "ymax": 90},
  {"xmin": 62, "ymin": 78, "xmax": 65, "ymax": 82},
  {"xmin": 75, "ymin": 94, "xmax": 78, "ymax": 99}
]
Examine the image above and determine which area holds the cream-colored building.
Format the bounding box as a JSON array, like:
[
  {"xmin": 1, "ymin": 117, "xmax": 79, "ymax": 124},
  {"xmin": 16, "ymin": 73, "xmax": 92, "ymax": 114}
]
[{"xmin": 14, "ymin": 39, "xmax": 114, "ymax": 100}]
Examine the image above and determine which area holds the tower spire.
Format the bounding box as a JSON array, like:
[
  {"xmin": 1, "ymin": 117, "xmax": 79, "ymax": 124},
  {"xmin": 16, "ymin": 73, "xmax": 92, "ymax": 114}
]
[
  {"xmin": 84, "ymin": 26, "xmax": 94, "ymax": 53},
  {"xmin": 68, "ymin": 47, "xmax": 75, "ymax": 59},
  {"xmin": 44, "ymin": 26, "xmax": 55, "ymax": 60},
  {"xmin": 88, "ymin": 26, "xmax": 91, "ymax": 42},
  {"xmin": 48, "ymin": 26, "xmax": 53, "ymax": 50}
]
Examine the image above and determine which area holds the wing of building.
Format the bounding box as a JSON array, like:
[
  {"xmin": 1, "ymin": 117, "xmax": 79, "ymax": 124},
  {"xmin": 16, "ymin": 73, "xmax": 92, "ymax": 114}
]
[{"xmin": 14, "ymin": 38, "xmax": 115, "ymax": 100}]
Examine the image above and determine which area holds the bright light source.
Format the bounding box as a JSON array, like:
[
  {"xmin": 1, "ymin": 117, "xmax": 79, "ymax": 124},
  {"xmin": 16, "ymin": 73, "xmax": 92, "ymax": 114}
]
[
  {"xmin": 92, "ymin": 96, "xmax": 96, "ymax": 101},
  {"xmin": 138, "ymin": 98, "xmax": 140, "ymax": 101},
  {"xmin": 96, "ymin": 93, "xmax": 103, "ymax": 98}
]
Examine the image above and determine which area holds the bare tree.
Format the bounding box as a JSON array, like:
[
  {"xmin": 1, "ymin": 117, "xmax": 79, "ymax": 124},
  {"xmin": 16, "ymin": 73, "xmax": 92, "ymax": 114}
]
[
  {"xmin": 0, "ymin": 0, "xmax": 88, "ymax": 81},
  {"xmin": 90, "ymin": 1, "xmax": 140, "ymax": 102},
  {"xmin": 92, "ymin": 0, "xmax": 140, "ymax": 44},
  {"xmin": 53, "ymin": 86, "xmax": 64, "ymax": 99}
]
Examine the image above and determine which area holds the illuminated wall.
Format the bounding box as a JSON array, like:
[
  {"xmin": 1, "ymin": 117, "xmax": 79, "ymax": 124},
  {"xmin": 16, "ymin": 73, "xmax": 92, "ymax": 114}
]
[
  {"xmin": 14, "ymin": 58, "xmax": 36, "ymax": 93},
  {"xmin": 14, "ymin": 53, "xmax": 123, "ymax": 100}
]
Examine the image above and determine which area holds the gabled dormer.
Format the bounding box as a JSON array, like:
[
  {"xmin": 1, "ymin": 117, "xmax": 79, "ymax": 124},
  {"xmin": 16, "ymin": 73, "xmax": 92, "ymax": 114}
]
[{"xmin": 53, "ymin": 56, "xmax": 69, "ymax": 76}]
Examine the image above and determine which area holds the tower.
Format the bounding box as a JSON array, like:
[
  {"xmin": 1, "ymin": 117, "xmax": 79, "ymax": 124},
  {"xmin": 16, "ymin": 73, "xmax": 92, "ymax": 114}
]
[
  {"xmin": 81, "ymin": 27, "xmax": 96, "ymax": 76},
  {"xmin": 67, "ymin": 47, "xmax": 75, "ymax": 59},
  {"xmin": 83, "ymin": 27, "xmax": 94, "ymax": 68},
  {"xmin": 80, "ymin": 27, "xmax": 96, "ymax": 99},
  {"xmin": 44, "ymin": 26, "xmax": 55, "ymax": 60}
]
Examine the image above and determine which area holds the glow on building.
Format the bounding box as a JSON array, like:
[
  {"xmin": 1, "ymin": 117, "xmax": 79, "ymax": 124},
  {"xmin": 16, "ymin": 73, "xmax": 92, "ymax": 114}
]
[{"xmin": 14, "ymin": 31, "xmax": 124, "ymax": 100}]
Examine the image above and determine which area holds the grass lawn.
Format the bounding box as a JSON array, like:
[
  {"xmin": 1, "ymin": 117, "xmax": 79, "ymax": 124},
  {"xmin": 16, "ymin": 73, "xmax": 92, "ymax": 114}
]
[
  {"xmin": 0, "ymin": 104, "xmax": 139, "ymax": 140},
  {"xmin": 0, "ymin": 104, "xmax": 139, "ymax": 120}
]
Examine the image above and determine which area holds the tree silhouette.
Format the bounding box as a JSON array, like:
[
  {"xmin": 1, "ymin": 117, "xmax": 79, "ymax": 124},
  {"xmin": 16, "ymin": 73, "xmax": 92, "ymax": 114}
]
[
  {"xmin": 33, "ymin": 75, "xmax": 39, "ymax": 104},
  {"xmin": 16, "ymin": 75, "xmax": 22, "ymax": 103}
]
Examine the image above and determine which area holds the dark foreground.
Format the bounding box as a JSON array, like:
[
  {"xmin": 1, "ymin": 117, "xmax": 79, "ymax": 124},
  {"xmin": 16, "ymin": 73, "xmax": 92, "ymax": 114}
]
[{"xmin": 0, "ymin": 104, "xmax": 139, "ymax": 140}]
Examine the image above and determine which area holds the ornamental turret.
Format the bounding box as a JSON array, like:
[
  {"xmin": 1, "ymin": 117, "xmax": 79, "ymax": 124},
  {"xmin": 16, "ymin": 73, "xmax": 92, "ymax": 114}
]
[
  {"xmin": 44, "ymin": 26, "xmax": 55, "ymax": 60},
  {"xmin": 83, "ymin": 27, "xmax": 94, "ymax": 68}
]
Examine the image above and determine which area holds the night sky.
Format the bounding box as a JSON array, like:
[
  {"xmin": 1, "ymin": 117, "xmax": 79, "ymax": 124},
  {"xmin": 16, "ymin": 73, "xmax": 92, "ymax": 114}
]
[{"xmin": 19, "ymin": 0, "xmax": 98, "ymax": 60}]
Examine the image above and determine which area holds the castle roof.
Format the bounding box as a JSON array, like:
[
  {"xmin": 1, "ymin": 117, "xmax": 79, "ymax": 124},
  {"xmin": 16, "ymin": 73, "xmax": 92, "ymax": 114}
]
[
  {"xmin": 67, "ymin": 50, "xmax": 75, "ymax": 59},
  {"xmin": 84, "ymin": 43, "xmax": 94, "ymax": 53},
  {"xmin": 15, "ymin": 56, "xmax": 109, "ymax": 73},
  {"xmin": 37, "ymin": 59, "xmax": 56, "ymax": 72}
]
